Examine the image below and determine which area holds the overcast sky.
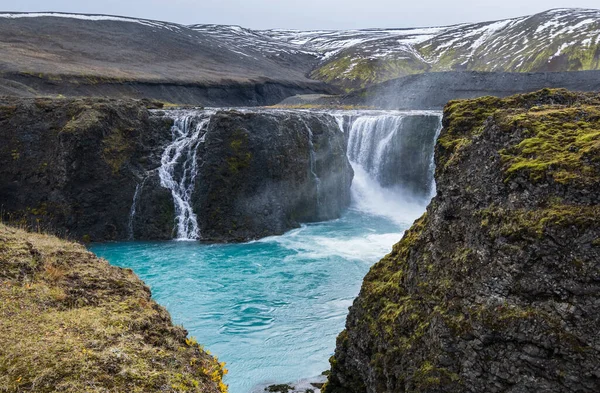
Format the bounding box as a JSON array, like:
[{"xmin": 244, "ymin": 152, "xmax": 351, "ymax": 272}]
[{"xmin": 0, "ymin": 0, "xmax": 599, "ymax": 29}]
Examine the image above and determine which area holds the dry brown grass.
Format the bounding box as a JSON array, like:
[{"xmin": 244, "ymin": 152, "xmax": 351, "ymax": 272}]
[{"xmin": 0, "ymin": 224, "xmax": 227, "ymax": 393}]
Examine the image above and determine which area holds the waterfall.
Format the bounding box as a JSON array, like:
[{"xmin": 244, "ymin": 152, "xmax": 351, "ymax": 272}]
[
  {"xmin": 128, "ymin": 177, "xmax": 147, "ymax": 240},
  {"xmin": 159, "ymin": 112, "xmax": 212, "ymax": 240},
  {"xmin": 336, "ymin": 110, "xmax": 442, "ymax": 223},
  {"xmin": 346, "ymin": 115, "xmax": 405, "ymax": 182},
  {"xmin": 303, "ymin": 119, "xmax": 322, "ymax": 215}
]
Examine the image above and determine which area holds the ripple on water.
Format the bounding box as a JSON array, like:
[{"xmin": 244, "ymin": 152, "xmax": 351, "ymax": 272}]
[{"xmin": 90, "ymin": 208, "xmax": 412, "ymax": 393}]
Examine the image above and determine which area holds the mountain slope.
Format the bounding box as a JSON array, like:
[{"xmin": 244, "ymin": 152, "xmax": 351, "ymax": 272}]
[
  {"xmin": 1, "ymin": 9, "xmax": 599, "ymax": 99},
  {"xmin": 303, "ymin": 9, "xmax": 600, "ymax": 90},
  {"xmin": 0, "ymin": 12, "xmax": 333, "ymax": 105}
]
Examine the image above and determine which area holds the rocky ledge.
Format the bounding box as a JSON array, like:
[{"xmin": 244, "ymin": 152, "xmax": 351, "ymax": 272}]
[
  {"xmin": 0, "ymin": 97, "xmax": 352, "ymax": 242},
  {"xmin": 0, "ymin": 223, "xmax": 227, "ymax": 392},
  {"xmin": 324, "ymin": 89, "xmax": 600, "ymax": 392}
]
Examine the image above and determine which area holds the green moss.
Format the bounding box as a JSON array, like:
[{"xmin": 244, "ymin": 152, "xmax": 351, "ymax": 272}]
[
  {"xmin": 499, "ymin": 106, "xmax": 600, "ymax": 185},
  {"xmin": 437, "ymin": 95, "xmax": 503, "ymax": 169},
  {"xmin": 477, "ymin": 204, "xmax": 600, "ymax": 240},
  {"xmin": 412, "ymin": 361, "xmax": 461, "ymax": 390},
  {"xmin": 437, "ymin": 89, "xmax": 600, "ymax": 176},
  {"xmin": 61, "ymin": 109, "xmax": 104, "ymax": 133},
  {"xmin": 102, "ymin": 128, "xmax": 134, "ymax": 174},
  {"xmin": 0, "ymin": 224, "xmax": 227, "ymax": 393},
  {"xmin": 225, "ymin": 129, "xmax": 252, "ymax": 174}
]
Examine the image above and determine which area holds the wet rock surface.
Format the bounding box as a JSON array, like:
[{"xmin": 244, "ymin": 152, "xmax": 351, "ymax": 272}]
[
  {"xmin": 0, "ymin": 98, "xmax": 353, "ymax": 242},
  {"xmin": 188, "ymin": 110, "xmax": 353, "ymax": 242},
  {"xmin": 324, "ymin": 89, "xmax": 600, "ymax": 393}
]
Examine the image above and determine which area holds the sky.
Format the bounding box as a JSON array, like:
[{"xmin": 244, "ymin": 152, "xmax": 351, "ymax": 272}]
[{"xmin": 0, "ymin": 0, "xmax": 599, "ymax": 30}]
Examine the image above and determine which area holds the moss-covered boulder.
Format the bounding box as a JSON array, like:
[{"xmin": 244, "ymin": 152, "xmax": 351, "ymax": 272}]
[
  {"xmin": 324, "ymin": 89, "xmax": 600, "ymax": 393},
  {"xmin": 0, "ymin": 223, "xmax": 227, "ymax": 392}
]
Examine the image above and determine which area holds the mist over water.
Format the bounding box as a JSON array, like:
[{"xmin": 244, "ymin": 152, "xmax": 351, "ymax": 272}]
[{"xmin": 90, "ymin": 109, "xmax": 441, "ymax": 393}]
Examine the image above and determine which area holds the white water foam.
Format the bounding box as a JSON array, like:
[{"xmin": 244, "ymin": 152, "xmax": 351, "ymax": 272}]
[{"xmin": 350, "ymin": 163, "xmax": 427, "ymax": 225}]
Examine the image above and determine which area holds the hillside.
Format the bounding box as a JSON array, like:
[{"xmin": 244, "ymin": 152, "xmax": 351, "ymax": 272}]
[
  {"xmin": 323, "ymin": 89, "xmax": 600, "ymax": 392},
  {"xmin": 306, "ymin": 9, "xmax": 600, "ymax": 90},
  {"xmin": 0, "ymin": 13, "xmax": 332, "ymax": 105},
  {"xmin": 1, "ymin": 9, "xmax": 600, "ymax": 100},
  {"xmin": 0, "ymin": 223, "xmax": 227, "ymax": 392}
]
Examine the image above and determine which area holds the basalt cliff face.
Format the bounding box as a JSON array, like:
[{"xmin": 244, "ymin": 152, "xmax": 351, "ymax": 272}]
[
  {"xmin": 188, "ymin": 110, "xmax": 352, "ymax": 242},
  {"xmin": 0, "ymin": 98, "xmax": 353, "ymax": 242},
  {"xmin": 0, "ymin": 97, "xmax": 172, "ymax": 241},
  {"xmin": 324, "ymin": 89, "xmax": 600, "ymax": 392},
  {"xmin": 0, "ymin": 223, "xmax": 227, "ymax": 392}
]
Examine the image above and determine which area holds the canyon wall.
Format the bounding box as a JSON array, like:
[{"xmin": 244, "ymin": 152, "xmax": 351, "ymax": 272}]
[{"xmin": 324, "ymin": 89, "xmax": 600, "ymax": 393}]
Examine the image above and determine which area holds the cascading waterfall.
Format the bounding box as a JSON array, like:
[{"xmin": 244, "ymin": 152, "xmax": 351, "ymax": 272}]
[
  {"xmin": 334, "ymin": 110, "xmax": 443, "ymax": 223},
  {"xmin": 346, "ymin": 115, "xmax": 406, "ymax": 181},
  {"xmin": 142, "ymin": 108, "xmax": 441, "ymax": 241},
  {"xmin": 159, "ymin": 112, "xmax": 213, "ymax": 240}
]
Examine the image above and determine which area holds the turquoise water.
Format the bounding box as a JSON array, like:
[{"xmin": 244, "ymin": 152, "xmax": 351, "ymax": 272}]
[
  {"xmin": 90, "ymin": 159, "xmax": 430, "ymax": 392},
  {"xmin": 90, "ymin": 204, "xmax": 423, "ymax": 393}
]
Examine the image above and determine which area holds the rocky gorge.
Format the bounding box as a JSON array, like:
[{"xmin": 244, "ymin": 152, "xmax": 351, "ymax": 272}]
[{"xmin": 1, "ymin": 7, "xmax": 600, "ymax": 393}]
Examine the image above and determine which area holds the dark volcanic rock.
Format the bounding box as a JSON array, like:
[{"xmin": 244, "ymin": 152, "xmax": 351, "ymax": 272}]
[
  {"xmin": 0, "ymin": 97, "xmax": 173, "ymax": 241},
  {"xmin": 0, "ymin": 73, "xmax": 337, "ymax": 107},
  {"xmin": 189, "ymin": 110, "xmax": 353, "ymax": 242},
  {"xmin": 324, "ymin": 89, "xmax": 600, "ymax": 393},
  {"xmin": 0, "ymin": 99, "xmax": 353, "ymax": 242}
]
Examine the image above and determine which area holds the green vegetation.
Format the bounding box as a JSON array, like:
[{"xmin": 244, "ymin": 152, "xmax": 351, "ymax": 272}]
[
  {"xmin": 225, "ymin": 128, "xmax": 252, "ymax": 174},
  {"xmin": 438, "ymin": 89, "xmax": 600, "ymax": 178},
  {"xmin": 479, "ymin": 204, "xmax": 600, "ymax": 240},
  {"xmin": 102, "ymin": 128, "xmax": 135, "ymax": 174},
  {"xmin": 310, "ymin": 55, "xmax": 428, "ymax": 92},
  {"xmin": 499, "ymin": 106, "xmax": 600, "ymax": 185},
  {"xmin": 0, "ymin": 224, "xmax": 227, "ymax": 393}
]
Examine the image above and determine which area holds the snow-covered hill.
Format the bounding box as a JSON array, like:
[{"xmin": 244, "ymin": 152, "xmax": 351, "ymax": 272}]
[
  {"xmin": 1, "ymin": 8, "xmax": 600, "ymax": 92},
  {"xmin": 191, "ymin": 8, "xmax": 600, "ymax": 90},
  {"xmin": 277, "ymin": 8, "xmax": 600, "ymax": 90}
]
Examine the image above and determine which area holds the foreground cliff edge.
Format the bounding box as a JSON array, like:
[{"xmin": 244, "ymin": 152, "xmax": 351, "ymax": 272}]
[
  {"xmin": 0, "ymin": 224, "xmax": 227, "ymax": 392},
  {"xmin": 324, "ymin": 89, "xmax": 600, "ymax": 392}
]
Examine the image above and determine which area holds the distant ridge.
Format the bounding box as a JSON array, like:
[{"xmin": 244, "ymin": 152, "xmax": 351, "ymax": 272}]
[{"xmin": 0, "ymin": 8, "xmax": 599, "ymax": 101}]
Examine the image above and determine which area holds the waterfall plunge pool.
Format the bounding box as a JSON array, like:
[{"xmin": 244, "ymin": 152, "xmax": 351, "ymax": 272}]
[{"xmin": 91, "ymin": 109, "xmax": 442, "ymax": 392}]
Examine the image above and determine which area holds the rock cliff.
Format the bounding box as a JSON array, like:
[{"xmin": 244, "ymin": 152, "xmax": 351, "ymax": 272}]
[
  {"xmin": 0, "ymin": 98, "xmax": 353, "ymax": 242},
  {"xmin": 186, "ymin": 110, "xmax": 352, "ymax": 242},
  {"xmin": 324, "ymin": 89, "xmax": 600, "ymax": 392},
  {"xmin": 0, "ymin": 97, "xmax": 172, "ymax": 241}
]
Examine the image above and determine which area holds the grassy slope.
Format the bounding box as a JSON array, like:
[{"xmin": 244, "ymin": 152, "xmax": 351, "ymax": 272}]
[{"xmin": 0, "ymin": 224, "xmax": 227, "ymax": 393}]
